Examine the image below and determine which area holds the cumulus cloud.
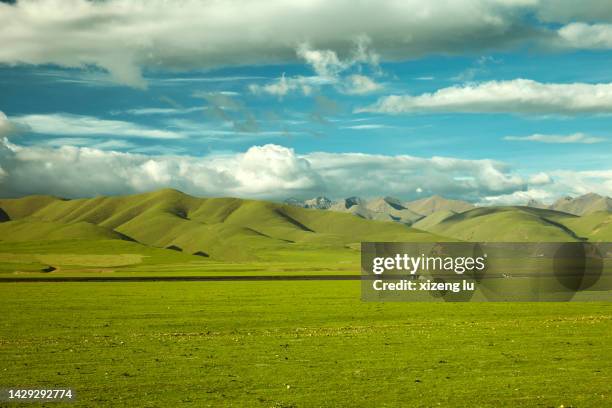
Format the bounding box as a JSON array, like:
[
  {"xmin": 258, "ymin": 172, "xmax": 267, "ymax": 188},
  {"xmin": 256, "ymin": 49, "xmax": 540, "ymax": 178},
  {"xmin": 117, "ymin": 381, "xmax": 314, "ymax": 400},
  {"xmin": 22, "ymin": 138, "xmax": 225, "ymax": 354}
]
[
  {"xmin": 556, "ymin": 23, "xmax": 612, "ymax": 49},
  {"xmin": 0, "ymin": 0, "xmax": 559, "ymax": 88},
  {"xmin": 248, "ymin": 74, "xmax": 316, "ymax": 98},
  {"xmin": 296, "ymin": 44, "xmax": 348, "ymax": 79},
  {"xmin": 12, "ymin": 113, "xmax": 184, "ymax": 139},
  {"xmin": 342, "ymin": 75, "xmax": 383, "ymax": 95},
  {"xmin": 360, "ymin": 79, "xmax": 612, "ymax": 115},
  {"xmin": 305, "ymin": 152, "xmax": 526, "ymax": 199},
  {"xmin": 0, "ymin": 112, "xmax": 15, "ymax": 137},
  {"xmin": 528, "ymin": 172, "xmax": 552, "ymax": 185},
  {"xmin": 2, "ymin": 139, "xmax": 609, "ymax": 202},
  {"xmin": 482, "ymin": 189, "xmax": 556, "ymax": 206},
  {"xmin": 504, "ymin": 132, "xmax": 606, "ymax": 144},
  {"xmin": 0, "ymin": 140, "xmax": 320, "ymax": 198},
  {"xmin": 0, "ymin": 139, "xmax": 532, "ymax": 200},
  {"xmin": 548, "ymin": 169, "xmax": 612, "ymax": 197},
  {"xmin": 484, "ymin": 170, "xmax": 612, "ymax": 205},
  {"xmin": 250, "ymin": 43, "xmax": 382, "ymax": 98}
]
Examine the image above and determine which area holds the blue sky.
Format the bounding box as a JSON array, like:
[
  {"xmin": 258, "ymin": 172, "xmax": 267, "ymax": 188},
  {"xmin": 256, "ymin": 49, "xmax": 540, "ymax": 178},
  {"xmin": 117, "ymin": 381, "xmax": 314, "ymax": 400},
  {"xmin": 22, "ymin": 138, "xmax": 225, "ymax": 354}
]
[{"xmin": 1, "ymin": 0, "xmax": 612, "ymax": 203}]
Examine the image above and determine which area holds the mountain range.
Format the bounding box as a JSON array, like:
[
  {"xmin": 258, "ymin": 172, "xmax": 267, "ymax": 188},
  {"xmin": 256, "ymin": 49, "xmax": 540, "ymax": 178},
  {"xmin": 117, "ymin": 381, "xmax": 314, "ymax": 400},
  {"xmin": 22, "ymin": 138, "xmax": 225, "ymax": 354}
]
[
  {"xmin": 543, "ymin": 193, "xmax": 612, "ymax": 215},
  {"xmin": 287, "ymin": 192, "xmax": 612, "ymax": 224},
  {"xmin": 0, "ymin": 189, "xmax": 441, "ymax": 263},
  {"xmin": 0, "ymin": 190, "xmax": 610, "ymax": 269},
  {"xmin": 285, "ymin": 195, "xmax": 475, "ymax": 225}
]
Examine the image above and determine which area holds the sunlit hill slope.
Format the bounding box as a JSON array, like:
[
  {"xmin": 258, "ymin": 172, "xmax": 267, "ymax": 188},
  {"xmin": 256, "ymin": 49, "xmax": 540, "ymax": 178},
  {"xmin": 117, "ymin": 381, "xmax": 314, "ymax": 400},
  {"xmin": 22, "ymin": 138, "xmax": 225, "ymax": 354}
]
[{"xmin": 0, "ymin": 189, "xmax": 442, "ymax": 263}]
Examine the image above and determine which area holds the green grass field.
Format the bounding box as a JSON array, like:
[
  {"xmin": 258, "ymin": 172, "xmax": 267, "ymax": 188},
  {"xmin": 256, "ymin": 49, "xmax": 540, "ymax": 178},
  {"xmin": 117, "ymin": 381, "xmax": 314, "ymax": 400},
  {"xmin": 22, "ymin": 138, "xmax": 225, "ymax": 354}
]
[
  {"xmin": 1, "ymin": 281, "xmax": 611, "ymax": 407},
  {"xmin": 1, "ymin": 192, "xmax": 611, "ymax": 406}
]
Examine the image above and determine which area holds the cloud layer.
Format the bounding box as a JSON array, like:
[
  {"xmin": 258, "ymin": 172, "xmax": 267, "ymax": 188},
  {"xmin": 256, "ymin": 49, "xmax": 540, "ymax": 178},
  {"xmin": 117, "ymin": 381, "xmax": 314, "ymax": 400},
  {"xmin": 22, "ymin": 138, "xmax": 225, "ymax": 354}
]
[
  {"xmin": 2, "ymin": 0, "xmax": 612, "ymax": 87},
  {"xmin": 0, "ymin": 138, "xmax": 525, "ymax": 199},
  {"xmin": 2, "ymin": 138, "xmax": 608, "ymax": 204},
  {"xmin": 12, "ymin": 113, "xmax": 183, "ymax": 139},
  {"xmin": 361, "ymin": 79, "xmax": 612, "ymax": 115},
  {"xmin": 504, "ymin": 132, "xmax": 606, "ymax": 144}
]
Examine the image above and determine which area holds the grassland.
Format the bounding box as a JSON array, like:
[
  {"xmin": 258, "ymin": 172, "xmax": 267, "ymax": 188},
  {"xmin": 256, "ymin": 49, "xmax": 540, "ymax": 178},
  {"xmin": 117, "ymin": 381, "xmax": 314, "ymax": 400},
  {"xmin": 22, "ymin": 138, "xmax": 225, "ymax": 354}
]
[
  {"xmin": 1, "ymin": 191, "xmax": 611, "ymax": 407},
  {"xmin": 1, "ymin": 281, "xmax": 611, "ymax": 407}
]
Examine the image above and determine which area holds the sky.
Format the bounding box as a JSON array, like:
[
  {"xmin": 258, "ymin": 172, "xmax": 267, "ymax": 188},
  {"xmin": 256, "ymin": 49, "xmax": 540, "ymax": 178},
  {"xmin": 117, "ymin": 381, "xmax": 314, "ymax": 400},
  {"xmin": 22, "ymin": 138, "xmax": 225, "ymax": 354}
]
[{"xmin": 1, "ymin": 0, "xmax": 612, "ymax": 204}]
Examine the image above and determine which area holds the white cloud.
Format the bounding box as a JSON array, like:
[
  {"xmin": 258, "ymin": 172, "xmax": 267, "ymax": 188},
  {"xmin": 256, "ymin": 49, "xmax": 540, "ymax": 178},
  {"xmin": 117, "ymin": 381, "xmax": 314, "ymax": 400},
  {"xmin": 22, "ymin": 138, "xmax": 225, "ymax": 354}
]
[
  {"xmin": 504, "ymin": 132, "xmax": 606, "ymax": 144},
  {"xmin": 343, "ymin": 75, "xmax": 383, "ymax": 95},
  {"xmin": 482, "ymin": 189, "xmax": 555, "ymax": 205},
  {"xmin": 296, "ymin": 44, "xmax": 347, "ymax": 79},
  {"xmin": 40, "ymin": 138, "xmax": 137, "ymax": 150},
  {"xmin": 1, "ymin": 139, "xmax": 609, "ymax": 202},
  {"xmin": 1, "ymin": 0, "xmax": 562, "ymax": 88},
  {"xmin": 248, "ymin": 74, "xmax": 316, "ymax": 98},
  {"xmin": 121, "ymin": 107, "xmax": 205, "ymax": 116},
  {"xmin": 340, "ymin": 124, "xmax": 390, "ymax": 130},
  {"xmin": 305, "ymin": 152, "xmax": 526, "ymax": 199},
  {"xmin": 528, "ymin": 172, "xmax": 552, "ymax": 185},
  {"xmin": 0, "ymin": 111, "xmax": 27, "ymax": 138},
  {"xmin": 483, "ymin": 169, "xmax": 612, "ymax": 205},
  {"xmin": 548, "ymin": 169, "xmax": 612, "ymax": 197},
  {"xmin": 250, "ymin": 43, "xmax": 382, "ymax": 97},
  {"xmin": 0, "ymin": 141, "xmax": 320, "ymax": 198},
  {"xmin": 556, "ymin": 23, "xmax": 612, "ymax": 49},
  {"xmin": 0, "ymin": 140, "xmax": 527, "ymax": 200},
  {"xmin": 12, "ymin": 113, "xmax": 183, "ymax": 139},
  {"xmin": 360, "ymin": 79, "xmax": 612, "ymax": 115},
  {"xmin": 0, "ymin": 112, "xmax": 14, "ymax": 137}
]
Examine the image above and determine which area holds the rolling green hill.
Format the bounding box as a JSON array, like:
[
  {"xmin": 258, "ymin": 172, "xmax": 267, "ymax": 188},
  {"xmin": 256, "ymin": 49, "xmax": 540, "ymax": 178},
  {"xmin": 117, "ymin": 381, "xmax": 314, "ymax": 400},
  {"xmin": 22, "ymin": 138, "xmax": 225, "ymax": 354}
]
[
  {"xmin": 414, "ymin": 206, "xmax": 586, "ymax": 242},
  {"xmin": 1, "ymin": 190, "xmax": 610, "ymax": 275},
  {"xmin": 0, "ymin": 189, "xmax": 442, "ymax": 265},
  {"xmin": 559, "ymin": 211, "xmax": 612, "ymax": 241},
  {"xmin": 405, "ymin": 195, "xmax": 474, "ymax": 216},
  {"xmin": 0, "ymin": 219, "xmax": 130, "ymax": 242},
  {"xmin": 412, "ymin": 209, "xmax": 457, "ymax": 230}
]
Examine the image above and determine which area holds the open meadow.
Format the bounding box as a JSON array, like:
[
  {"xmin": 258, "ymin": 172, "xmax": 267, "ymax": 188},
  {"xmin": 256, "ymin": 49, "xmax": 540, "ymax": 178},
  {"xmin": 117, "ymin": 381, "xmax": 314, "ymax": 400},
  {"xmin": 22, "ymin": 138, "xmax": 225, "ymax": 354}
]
[{"xmin": 1, "ymin": 281, "xmax": 611, "ymax": 407}]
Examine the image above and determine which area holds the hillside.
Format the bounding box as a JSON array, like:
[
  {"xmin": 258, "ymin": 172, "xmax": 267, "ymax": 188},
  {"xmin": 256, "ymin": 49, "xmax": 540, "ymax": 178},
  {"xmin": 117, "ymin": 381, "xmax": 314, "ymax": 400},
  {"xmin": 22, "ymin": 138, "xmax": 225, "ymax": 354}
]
[
  {"xmin": 328, "ymin": 196, "xmax": 421, "ymax": 225},
  {"xmin": 405, "ymin": 195, "xmax": 474, "ymax": 216},
  {"xmin": 559, "ymin": 211, "xmax": 612, "ymax": 241},
  {"xmin": 414, "ymin": 206, "xmax": 586, "ymax": 242},
  {"xmin": 288, "ymin": 194, "xmax": 473, "ymax": 225},
  {"xmin": 1, "ymin": 190, "xmax": 610, "ymax": 276},
  {"xmin": 0, "ymin": 189, "xmax": 442, "ymax": 262},
  {"xmin": 549, "ymin": 193, "xmax": 612, "ymax": 215},
  {"xmin": 335, "ymin": 196, "xmax": 424, "ymax": 225},
  {"xmin": 412, "ymin": 209, "xmax": 457, "ymax": 230}
]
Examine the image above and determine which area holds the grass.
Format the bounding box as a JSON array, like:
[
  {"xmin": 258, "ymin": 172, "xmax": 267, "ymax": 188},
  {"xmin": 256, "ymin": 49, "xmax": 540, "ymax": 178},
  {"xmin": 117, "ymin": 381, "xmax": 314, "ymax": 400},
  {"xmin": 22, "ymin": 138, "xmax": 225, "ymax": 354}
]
[
  {"xmin": 561, "ymin": 211, "xmax": 612, "ymax": 241},
  {"xmin": 0, "ymin": 281, "xmax": 610, "ymax": 407},
  {"xmin": 0, "ymin": 239, "xmax": 366, "ymax": 277}
]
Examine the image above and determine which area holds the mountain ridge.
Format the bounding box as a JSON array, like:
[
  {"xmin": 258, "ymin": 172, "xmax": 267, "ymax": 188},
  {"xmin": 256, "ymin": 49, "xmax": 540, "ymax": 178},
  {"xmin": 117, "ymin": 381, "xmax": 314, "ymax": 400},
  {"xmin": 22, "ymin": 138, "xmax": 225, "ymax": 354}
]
[
  {"xmin": 545, "ymin": 193, "xmax": 612, "ymax": 215},
  {"xmin": 0, "ymin": 189, "xmax": 443, "ymax": 262},
  {"xmin": 287, "ymin": 194, "xmax": 475, "ymax": 225},
  {"xmin": 1, "ymin": 190, "xmax": 610, "ymax": 268}
]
